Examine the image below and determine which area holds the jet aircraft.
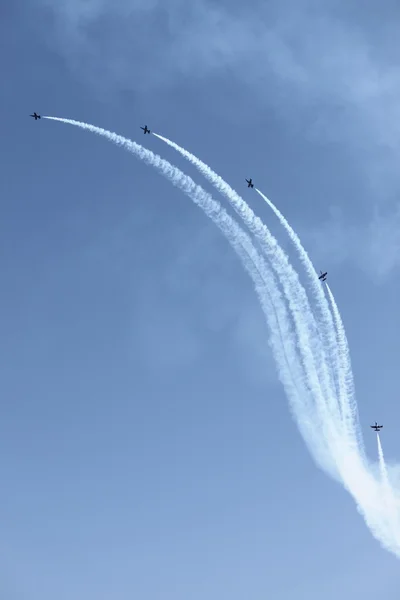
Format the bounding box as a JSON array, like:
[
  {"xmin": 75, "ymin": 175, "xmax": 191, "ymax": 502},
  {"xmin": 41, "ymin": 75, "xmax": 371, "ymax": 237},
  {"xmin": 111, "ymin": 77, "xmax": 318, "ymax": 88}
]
[
  {"xmin": 318, "ymin": 271, "xmax": 327, "ymax": 282},
  {"xmin": 371, "ymin": 422, "xmax": 383, "ymax": 431},
  {"xmin": 140, "ymin": 125, "xmax": 150, "ymax": 134},
  {"xmin": 245, "ymin": 178, "xmax": 254, "ymax": 188},
  {"xmin": 30, "ymin": 112, "xmax": 41, "ymax": 120}
]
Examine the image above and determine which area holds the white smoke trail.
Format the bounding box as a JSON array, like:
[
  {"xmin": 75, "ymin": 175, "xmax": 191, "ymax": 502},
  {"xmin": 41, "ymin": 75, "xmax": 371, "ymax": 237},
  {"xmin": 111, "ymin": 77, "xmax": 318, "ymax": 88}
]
[
  {"xmin": 253, "ymin": 198, "xmax": 400, "ymax": 552},
  {"xmin": 255, "ymin": 189, "xmax": 338, "ymax": 382},
  {"xmin": 254, "ymin": 189, "xmax": 362, "ymax": 454},
  {"xmin": 377, "ymin": 434, "xmax": 390, "ymax": 488},
  {"xmin": 45, "ymin": 117, "xmax": 400, "ymax": 557},
  {"xmin": 43, "ymin": 116, "xmax": 336, "ymax": 472},
  {"xmin": 325, "ymin": 283, "xmax": 364, "ymax": 454},
  {"xmin": 153, "ymin": 133, "xmax": 337, "ymax": 424},
  {"xmin": 331, "ymin": 441, "xmax": 400, "ymax": 556},
  {"xmin": 151, "ymin": 133, "xmax": 400, "ymax": 556},
  {"xmin": 375, "ymin": 435, "xmax": 400, "ymax": 549},
  {"xmin": 252, "ymin": 195, "xmax": 400, "ymax": 555}
]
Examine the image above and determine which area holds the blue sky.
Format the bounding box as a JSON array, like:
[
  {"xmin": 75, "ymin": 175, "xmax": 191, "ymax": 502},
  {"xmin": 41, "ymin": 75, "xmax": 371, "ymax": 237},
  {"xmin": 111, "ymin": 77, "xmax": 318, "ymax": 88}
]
[{"xmin": 2, "ymin": 0, "xmax": 400, "ymax": 598}]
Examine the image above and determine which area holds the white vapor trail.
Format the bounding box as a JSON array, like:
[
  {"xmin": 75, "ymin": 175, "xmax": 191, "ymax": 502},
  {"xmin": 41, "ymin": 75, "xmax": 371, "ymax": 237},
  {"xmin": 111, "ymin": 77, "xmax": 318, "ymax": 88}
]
[
  {"xmin": 45, "ymin": 117, "xmax": 400, "ymax": 558},
  {"xmin": 255, "ymin": 190, "xmax": 339, "ymax": 393},
  {"xmin": 257, "ymin": 186, "xmax": 358, "ymax": 449},
  {"xmin": 377, "ymin": 434, "xmax": 390, "ymax": 489},
  {"xmin": 325, "ymin": 283, "xmax": 364, "ymax": 455},
  {"xmin": 375, "ymin": 435, "xmax": 400, "ymax": 549},
  {"xmin": 255, "ymin": 189, "xmax": 360, "ymax": 454},
  {"xmin": 153, "ymin": 133, "xmax": 339, "ymax": 434},
  {"xmin": 251, "ymin": 195, "xmax": 400, "ymax": 555},
  {"xmin": 43, "ymin": 116, "xmax": 332, "ymax": 467},
  {"xmin": 151, "ymin": 132, "xmax": 400, "ymax": 556}
]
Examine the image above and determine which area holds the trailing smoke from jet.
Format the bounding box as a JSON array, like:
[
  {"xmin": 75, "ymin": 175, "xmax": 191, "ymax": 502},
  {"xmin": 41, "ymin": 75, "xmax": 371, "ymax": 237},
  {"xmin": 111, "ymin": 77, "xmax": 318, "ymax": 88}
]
[
  {"xmin": 152, "ymin": 131, "xmax": 400, "ymax": 557},
  {"xmin": 153, "ymin": 133, "xmax": 336, "ymax": 419},
  {"xmin": 43, "ymin": 116, "xmax": 323, "ymax": 455},
  {"xmin": 44, "ymin": 116, "xmax": 400, "ymax": 559}
]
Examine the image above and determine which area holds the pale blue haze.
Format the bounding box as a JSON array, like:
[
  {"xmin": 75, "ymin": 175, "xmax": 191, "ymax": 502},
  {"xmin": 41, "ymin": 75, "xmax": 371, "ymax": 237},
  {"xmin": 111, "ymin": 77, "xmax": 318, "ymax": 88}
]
[{"xmin": 1, "ymin": 1, "xmax": 400, "ymax": 598}]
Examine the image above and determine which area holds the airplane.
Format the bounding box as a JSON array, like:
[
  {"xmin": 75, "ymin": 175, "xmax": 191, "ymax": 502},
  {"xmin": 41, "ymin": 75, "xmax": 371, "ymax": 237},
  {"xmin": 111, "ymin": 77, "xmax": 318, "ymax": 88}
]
[
  {"xmin": 318, "ymin": 270, "xmax": 327, "ymax": 282},
  {"xmin": 140, "ymin": 125, "xmax": 150, "ymax": 134},
  {"xmin": 371, "ymin": 422, "xmax": 383, "ymax": 432},
  {"xmin": 245, "ymin": 178, "xmax": 254, "ymax": 188},
  {"xmin": 30, "ymin": 112, "xmax": 41, "ymax": 120}
]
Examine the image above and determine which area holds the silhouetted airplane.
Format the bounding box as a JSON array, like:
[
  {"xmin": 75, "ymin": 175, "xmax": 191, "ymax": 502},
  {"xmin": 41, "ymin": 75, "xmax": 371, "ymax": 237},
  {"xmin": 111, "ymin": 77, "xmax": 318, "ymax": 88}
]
[
  {"xmin": 371, "ymin": 422, "xmax": 383, "ymax": 432},
  {"xmin": 245, "ymin": 178, "xmax": 254, "ymax": 188},
  {"xmin": 140, "ymin": 125, "xmax": 150, "ymax": 134},
  {"xmin": 318, "ymin": 271, "xmax": 327, "ymax": 281},
  {"xmin": 30, "ymin": 112, "xmax": 41, "ymax": 120}
]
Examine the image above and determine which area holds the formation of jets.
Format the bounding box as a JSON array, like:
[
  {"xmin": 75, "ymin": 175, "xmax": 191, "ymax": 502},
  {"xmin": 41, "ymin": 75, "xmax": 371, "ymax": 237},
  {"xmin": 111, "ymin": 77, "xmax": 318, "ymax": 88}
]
[
  {"xmin": 28, "ymin": 112, "xmax": 386, "ymax": 436},
  {"xmin": 242, "ymin": 174, "xmax": 386, "ymax": 435}
]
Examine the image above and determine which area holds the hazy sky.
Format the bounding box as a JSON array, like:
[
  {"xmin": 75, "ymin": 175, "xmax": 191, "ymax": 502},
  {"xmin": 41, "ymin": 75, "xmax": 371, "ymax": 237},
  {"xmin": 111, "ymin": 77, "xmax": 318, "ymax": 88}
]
[{"xmin": 2, "ymin": 0, "xmax": 400, "ymax": 598}]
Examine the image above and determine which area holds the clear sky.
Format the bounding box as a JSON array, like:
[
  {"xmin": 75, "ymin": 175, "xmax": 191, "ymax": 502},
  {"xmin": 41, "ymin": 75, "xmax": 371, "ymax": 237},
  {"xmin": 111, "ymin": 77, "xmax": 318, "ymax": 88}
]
[{"xmin": 2, "ymin": 0, "xmax": 400, "ymax": 598}]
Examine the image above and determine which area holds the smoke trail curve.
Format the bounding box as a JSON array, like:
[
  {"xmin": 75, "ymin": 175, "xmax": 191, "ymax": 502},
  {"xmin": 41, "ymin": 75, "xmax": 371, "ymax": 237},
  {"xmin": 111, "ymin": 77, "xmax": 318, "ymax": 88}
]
[
  {"xmin": 325, "ymin": 283, "xmax": 364, "ymax": 454},
  {"xmin": 44, "ymin": 117, "xmax": 400, "ymax": 557},
  {"xmin": 43, "ymin": 116, "xmax": 337, "ymax": 472},
  {"xmin": 153, "ymin": 133, "xmax": 337, "ymax": 424},
  {"xmin": 255, "ymin": 190, "xmax": 339, "ymax": 374},
  {"xmin": 255, "ymin": 189, "xmax": 355, "ymax": 435}
]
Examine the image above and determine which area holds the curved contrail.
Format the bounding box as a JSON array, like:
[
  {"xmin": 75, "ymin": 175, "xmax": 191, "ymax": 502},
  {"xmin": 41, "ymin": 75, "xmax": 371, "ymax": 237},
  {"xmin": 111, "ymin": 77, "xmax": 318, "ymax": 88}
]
[
  {"xmin": 150, "ymin": 132, "xmax": 400, "ymax": 557},
  {"xmin": 152, "ymin": 133, "xmax": 337, "ymax": 424},
  {"xmin": 255, "ymin": 190, "xmax": 340, "ymax": 410},
  {"xmin": 256, "ymin": 189, "xmax": 362, "ymax": 450},
  {"xmin": 252, "ymin": 195, "xmax": 399, "ymax": 555},
  {"xmin": 255, "ymin": 190, "xmax": 363, "ymax": 454},
  {"xmin": 325, "ymin": 283, "xmax": 363, "ymax": 454},
  {"xmin": 44, "ymin": 117, "xmax": 400, "ymax": 557},
  {"xmin": 43, "ymin": 116, "xmax": 332, "ymax": 467}
]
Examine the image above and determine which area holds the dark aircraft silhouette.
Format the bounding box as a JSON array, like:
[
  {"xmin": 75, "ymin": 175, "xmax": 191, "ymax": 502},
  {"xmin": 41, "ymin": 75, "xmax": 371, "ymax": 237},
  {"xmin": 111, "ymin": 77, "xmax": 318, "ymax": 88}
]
[
  {"xmin": 371, "ymin": 422, "xmax": 383, "ymax": 432},
  {"xmin": 318, "ymin": 271, "xmax": 327, "ymax": 282},
  {"xmin": 30, "ymin": 112, "xmax": 41, "ymax": 120},
  {"xmin": 140, "ymin": 125, "xmax": 150, "ymax": 134},
  {"xmin": 245, "ymin": 178, "xmax": 254, "ymax": 188}
]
